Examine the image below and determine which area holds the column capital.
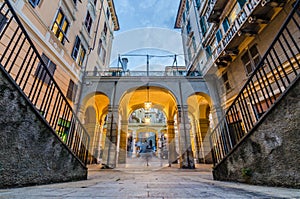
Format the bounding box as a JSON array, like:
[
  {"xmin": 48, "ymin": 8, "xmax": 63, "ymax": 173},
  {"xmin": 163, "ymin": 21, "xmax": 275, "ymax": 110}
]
[
  {"xmin": 120, "ymin": 120, "xmax": 128, "ymax": 125},
  {"xmin": 167, "ymin": 120, "xmax": 175, "ymax": 126},
  {"xmin": 108, "ymin": 105, "xmax": 118, "ymax": 112},
  {"xmin": 177, "ymin": 105, "xmax": 189, "ymax": 111}
]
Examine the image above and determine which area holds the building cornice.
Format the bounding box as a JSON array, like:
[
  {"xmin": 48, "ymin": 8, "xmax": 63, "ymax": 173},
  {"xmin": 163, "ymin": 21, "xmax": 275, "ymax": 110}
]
[
  {"xmin": 107, "ymin": 0, "xmax": 120, "ymax": 31},
  {"xmin": 174, "ymin": 0, "xmax": 185, "ymax": 29}
]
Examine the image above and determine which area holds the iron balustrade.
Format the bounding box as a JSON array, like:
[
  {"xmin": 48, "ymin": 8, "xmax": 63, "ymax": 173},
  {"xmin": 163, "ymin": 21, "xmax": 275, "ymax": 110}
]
[
  {"xmin": 210, "ymin": 0, "xmax": 300, "ymax": 166},
  {"xmin": 212, "ymin": 0, "xmax": 261, "ymax": 62},
  {"xmin": 84, "ymin": 70, "xmax": 200, "ymax": 77},
  {"xmin": 0, "ymin": 0, "xmax": 90, "ymax": 165}
]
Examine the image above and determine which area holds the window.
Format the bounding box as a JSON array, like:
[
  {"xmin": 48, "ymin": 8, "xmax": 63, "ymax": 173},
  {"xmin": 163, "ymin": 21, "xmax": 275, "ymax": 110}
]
[
  {"xmin": 103, "ymin": 23, "xmax": 107, "ymax": 36},
  {"xmin": 57, "ymin": 118, "xmax": 71, "ymax": 142},
  {"xmin": 29, "ymin": 0, "xmax": 40, "ymax": 8},
  {"xmin": 94, "ymin": 0, "xmax": 97, "ymax": 6},
  {"xmin": 192, "ymin": 36, "xmax": 197, "ymax": 52},
  {"xmin": 200, "ymin": 16, "xmax": 207, "ymax": 36},
  {"xmin": 187, "ymin": 48, "xmax": 192, "ymax": 61},
  {"xmin": 66, "ymin": 79, "xmax": 78, "ymax": 102},
  {"xmin": 51, "ymin": 9, "xmax": 69, "ymax": 44},
  {"xmin": 196, "ymin": 0, "xmax": 201, "ymax": 9},
  {"xmin": 241, "ymin": 45, "xmax": 261, "ymax": 75},
  {"xmin": 71, "ymin": 36, "xmax": 86, "ymax": 67},
  {"xmin": 187, "ymin": 20, "xmax": 191, "ymax": 35},
  {"xmin": 106, "ymin": 7, "xmax": 110, "ymax": 20},
  {"xmin": 222, "ymin": 17, "xmax": 230, "ymax": 33},
  {"xmin": 35, "ymin": 53, "xmax": 56, "ymax": 85},
  {"xmin": 186, "ymin": 0, "xmax": 189, "ymax": 11},
  {"xmin": 216, "ymin": 29, "xmax": 222, "ymax": 43},
  {"xmin": 100, "ymin": 47, "xmax": 106, "ymax": 64},
  {"xmin": 221, "ymin": 71, "xmax": 231, "ymax": 92},
  {"xmin": 206, "ymin": 46, "xmax": 212, "ymax": 57},
  {"xmin": 97, "ymin": 38, "xmax": 102, "ymax": 55},
  {"xmin": 0, "ymin": 13, "xmax": 8, "ymax": 33},
  {"xmin": 237, "ymin": 0, "xmax": 247, "ymax": 8},
  {"xmin": 85, "ymin": 11, "xmax": 93, "ymax": 33}
]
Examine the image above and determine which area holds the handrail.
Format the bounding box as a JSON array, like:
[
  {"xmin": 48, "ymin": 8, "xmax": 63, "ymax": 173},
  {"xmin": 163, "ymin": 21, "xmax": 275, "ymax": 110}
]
[
  {"xmin": 0, "ymin": 0, "xmax": 90, "ymax": 165},
  {"xmin": 210, "ymin": 0, "xmax": 300, "ymax": 166},
  {"xmin": 84, "ymin": 70, "xmax": 202, "ymax": 77}
]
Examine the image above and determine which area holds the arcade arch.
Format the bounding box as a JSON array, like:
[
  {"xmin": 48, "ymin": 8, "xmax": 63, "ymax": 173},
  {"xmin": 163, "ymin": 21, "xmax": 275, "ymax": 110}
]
[
  {"xmin": 79, "ymin": 79, "xmax": 215, "ymax": 168},
  {"xmin": 187, "ymin": 93, "xmax": 213, "ymax": 163},
  {"xmin": 82, "ymin": 92, "xmax": 110, "ymax": 164},
  {"xmin": 117, "ymin": 86, "xmax": 179, "ymax": 166}
]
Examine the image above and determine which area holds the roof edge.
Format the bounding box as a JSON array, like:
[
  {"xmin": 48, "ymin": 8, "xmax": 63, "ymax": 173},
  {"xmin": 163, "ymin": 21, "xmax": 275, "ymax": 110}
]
[
  {"xmin": 174, "ymin": 0, "xmax": 185, "ymax": 29},
  {"xmin": 108, "ymin": 0, "xmax": 120, "ymax": 31}
]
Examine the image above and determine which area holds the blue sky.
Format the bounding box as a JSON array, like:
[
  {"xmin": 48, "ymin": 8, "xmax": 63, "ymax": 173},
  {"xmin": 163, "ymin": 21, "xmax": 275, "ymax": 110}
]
[
  {"xmin": 114, "ymin": 0, "xmax": 180, "ymax": 33},
  {"xmin": 110, "ymin": 1, "xmax": 185, "ymax": 70}
]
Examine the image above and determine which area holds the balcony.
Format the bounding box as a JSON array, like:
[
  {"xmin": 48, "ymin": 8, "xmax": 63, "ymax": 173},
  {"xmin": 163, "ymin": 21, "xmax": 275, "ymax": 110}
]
[
  {"xmin": 211, "ymin": 0, "xmax": 284, "ymax": 68},
  {"xmin": 207, "ymin": 0, "xmax": 228, "ymax": 23},
  {"xmin": 84, "ymin": 70, "xmax": 194, "ymax": 77}
]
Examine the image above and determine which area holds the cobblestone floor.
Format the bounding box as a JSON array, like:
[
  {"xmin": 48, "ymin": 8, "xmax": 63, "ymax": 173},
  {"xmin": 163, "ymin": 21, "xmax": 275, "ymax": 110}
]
[{"xmin": 1, "ymin": 162, "xmax": 299, "ymax": 199}]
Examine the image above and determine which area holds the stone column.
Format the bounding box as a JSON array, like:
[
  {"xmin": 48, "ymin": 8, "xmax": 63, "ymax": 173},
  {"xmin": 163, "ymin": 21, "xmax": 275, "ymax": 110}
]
[
  {"xmin": 195, "ymin": 119, "xmax": 205, "ymax": 163},
  {"xmin": 132, "ymin": 131, "xmax": 136, "ymax": 157},
  {"xmin": 93, "ymin": 123, "xmax": 101, "ymax": 163},
  {"xmin": 191, "ymin": 119, "xmax": 200, "ymax": 163},
  {"xmin": 118, "ymin": 120, "xmax": 128, "ymax": 164},
  {"xmin": 96, "ymin": 123, "xmax": 104, "ymax": 163},
  {"xmin": 198, "ymin": 118, "xmax": 212, "ymax": 163},
  {"xmin": 102, "ymin": 106, "xmax": 118, "ymax": 168},
  {"xmin": 167, "ymin": 120, "xmax": 177, "ymax": 166},
  {"xmin": 177, "ymin": 105, "xmax": 195, "ymax": 169}
]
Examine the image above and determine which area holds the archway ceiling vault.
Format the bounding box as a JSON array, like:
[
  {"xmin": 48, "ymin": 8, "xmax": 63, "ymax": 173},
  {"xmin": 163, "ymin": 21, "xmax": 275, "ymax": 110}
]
[
  {"xmin": 187, "ymin": 95, "xmax": 210, "ymax": 119},
  {"xmin": 119, "ymin": 87, "xmax": 177, "ymax": 119},
  {"xmin": 85, "ymin": 94, "xmax": 109, "ymax": 122}
]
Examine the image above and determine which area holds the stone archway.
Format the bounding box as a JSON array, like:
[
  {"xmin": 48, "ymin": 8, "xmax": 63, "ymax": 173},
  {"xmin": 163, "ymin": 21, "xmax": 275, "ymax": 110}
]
[
  {"xmin": 116, "ymin": 86, "xmax": 179, "ymax": 168},
  {"xmin": 79, "ymin": 76, "xmax": 214, "ymax": 168},
  {"xmin": 81, "ymin": 92, "xmax": 110, "ymax": 164},
  {"xmin": 187, "ymin": 92, "xmax": 213, "ymax": 164}
]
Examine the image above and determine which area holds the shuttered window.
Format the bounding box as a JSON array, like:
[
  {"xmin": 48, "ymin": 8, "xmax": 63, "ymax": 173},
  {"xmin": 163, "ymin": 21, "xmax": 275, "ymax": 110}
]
[
  {"xmin": 71, "ymin": 36, "xmax": 86, "ymax": 67},
  {"xmin": 241, "ymin": 45, "xmax": 261, "ymax": 75},
  {"xmin": 51, "ymin": 9, "xmax": 69, "ymax": 44},
  {"xmin": 0, "ymin": 13, "xmax": 8, "ymax": 33},
  {"xmin": 85, "ymin": 11, "xmax": 93, "ymax": 33},
  {"xmin": 200, "ymin": 16, "xmax": 207, "ymax": 36},
  {"xmin": 29, "ymin": 0, "xmax": 40, "ymax": 8},
  {"xmin": 222, "ymin": 17, "xmax": 230, "ymax": 33},
  {"xmin": 35, "ymin": 53, "xmax": 56, "ymax": 85},
  {"xmin": 66, "ymin": 79, "xmax": 78, "ymax": 102},
  {"xmin": 216, "ymin": 29, "xmax": 222, "ymax": 43}
]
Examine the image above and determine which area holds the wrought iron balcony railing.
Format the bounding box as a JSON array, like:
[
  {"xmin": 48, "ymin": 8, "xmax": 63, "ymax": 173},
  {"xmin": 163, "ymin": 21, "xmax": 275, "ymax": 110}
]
[
  {"xmin": 0, "ymin": 0, "xmax": 90, "ymax": 165},
  {"xmin": 212, "ymin": 0, "xmax": 262, "ymax": 63},
  {"xmin": 210, "ymin": 0, "xmax": 300, "ymax": 166},
  {"xmin": 84, "ymin": 70, "xmax": 201, "ymax": 77}
]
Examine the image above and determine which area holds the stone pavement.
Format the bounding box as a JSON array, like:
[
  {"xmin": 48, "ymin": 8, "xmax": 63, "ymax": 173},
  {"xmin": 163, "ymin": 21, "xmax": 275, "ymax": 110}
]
[{"xmin": 0, "ymin": 163, "xmax": 300, "ymax": 199}]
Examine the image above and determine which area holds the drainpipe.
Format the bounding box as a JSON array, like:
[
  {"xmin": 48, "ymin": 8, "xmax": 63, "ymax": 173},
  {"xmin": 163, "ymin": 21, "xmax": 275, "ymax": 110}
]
[{"xmin": 76, "ymin": 0, "xmax": 104, "ymax": 115}]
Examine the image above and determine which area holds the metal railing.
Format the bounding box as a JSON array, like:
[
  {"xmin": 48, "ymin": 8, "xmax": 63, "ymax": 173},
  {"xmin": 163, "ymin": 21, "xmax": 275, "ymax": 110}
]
[
  {"xmin": 0, "ymin": 0, "xmax": 90, "ymax": 165},
  {"xmin": 212, "ymin": 0, "xmax": 261, "ymax": 62},
  {"xmin": 84, "ymin": 70, "xmax": 201, "ymax": 77},
  {"xmin": 210, "ymin": 1, "xmax": 300, "ymax": 166}
]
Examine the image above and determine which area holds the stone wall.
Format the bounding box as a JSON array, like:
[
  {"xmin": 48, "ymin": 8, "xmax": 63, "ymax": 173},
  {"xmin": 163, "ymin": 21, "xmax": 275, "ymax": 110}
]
[
  {"xmin": 213, "ymin": 77, "xmax": 300, "ymax": 188},
  {"xmin": 0, "ymin": 67, "xmax": 87, "ymax": 188}
]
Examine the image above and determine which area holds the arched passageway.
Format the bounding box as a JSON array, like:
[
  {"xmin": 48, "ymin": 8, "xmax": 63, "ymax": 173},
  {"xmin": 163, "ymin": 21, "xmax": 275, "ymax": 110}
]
[
  {"xmin": 79, "ymin": 76, "xmax": 216, "ymax": 169},
  {"xmin": 187, "ymin": 93, "xmax": 213, "ymax": 164},
  {"xmin": 82, "ymin": 93, "xmax": 109, "ymax": 164}
]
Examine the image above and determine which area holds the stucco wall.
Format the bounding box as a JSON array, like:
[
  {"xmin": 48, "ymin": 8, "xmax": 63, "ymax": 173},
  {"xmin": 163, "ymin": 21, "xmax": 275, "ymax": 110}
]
[
  {"xmin": 213, "ymin": 77, "xmax": 300, "ymax": 188},
  {"xmin": 0, "ymin": 67, "xmax": 87, "ymax": 188}
]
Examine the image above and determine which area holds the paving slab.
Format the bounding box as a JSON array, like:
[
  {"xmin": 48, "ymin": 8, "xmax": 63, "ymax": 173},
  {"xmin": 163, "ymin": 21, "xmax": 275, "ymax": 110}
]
[{"xmin": 0, "ymin": 165, "xmax": 299, "ymax": 199}]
